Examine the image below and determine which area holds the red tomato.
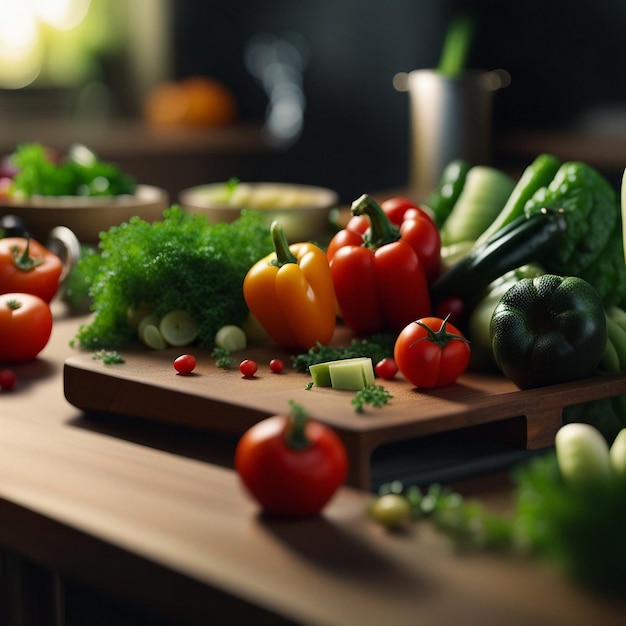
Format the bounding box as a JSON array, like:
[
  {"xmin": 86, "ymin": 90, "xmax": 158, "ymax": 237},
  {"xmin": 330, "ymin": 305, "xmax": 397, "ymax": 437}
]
[
  {"xmin": 239, "ymin": 359, "xmax": 258, "ymax": 377},
  {"xmin": 381, "ymin": 197, "xmax": 434, "ymax": 225},
  {"xmin": 173, "ymin": 353, "xmax": 196, "ymax": 374},
  {"xmin": 0, "ymin": 293, "xmax": 53, "ymax": 362},
  {"xmin": 394, "ymin": 316, "xmax": 470, "ymax": 388},
  {"xmin": 235, "ymin": 407, "xmax": 348, "ymax": 517},
  {"xmin": 269, "ymin": 358, "xmax": 284, "ymax": 373},
  {"xmin": 375, "ymin": 357, "xmax": 397, "ymax": 380},
  {"xmin": 0, "ymin": 237, "xmax": 63, "ymax": 303}
]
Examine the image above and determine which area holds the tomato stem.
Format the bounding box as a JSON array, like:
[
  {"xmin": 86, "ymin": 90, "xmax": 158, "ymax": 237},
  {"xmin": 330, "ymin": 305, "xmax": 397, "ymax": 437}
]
[
  {"xmin": 409, "ymin": 315, "xmax": 470, "ymax": 349},
  {"xmin": 270, "ymin": 221, "xmax": 298, "ymax": 267},
  {"xmin": 284, "ymin": 400, "xmax": 312, "ymax": 450},
  {"xmin": 11, "ymin": 237, "xmax": 44, "ymax": 271},
  {"xmin": 351, "ymin": 194, "xmax": 400, "ymax": 250}
]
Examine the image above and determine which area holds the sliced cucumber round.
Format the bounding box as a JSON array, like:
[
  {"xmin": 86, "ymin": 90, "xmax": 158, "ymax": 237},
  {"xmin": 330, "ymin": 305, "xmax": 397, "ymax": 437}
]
[
  {"xmin": 143, "ymin": 324, "xmax": 168, "ymax": 350},
  {"xmin": 159, "ymin": 309, "xmax": 198, "ymax": 347},
  {"xmin": 138, "ymin": 314, "xmax": 161, "ymax": 343},
  {"xmin": 214, "ymin": 325, "xmax": 247, "ymax": 351}
]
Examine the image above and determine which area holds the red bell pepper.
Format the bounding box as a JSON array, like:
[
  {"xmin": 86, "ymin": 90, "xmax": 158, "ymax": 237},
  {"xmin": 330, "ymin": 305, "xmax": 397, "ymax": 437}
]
[
  {"xmin": 327, "ymin": 196, "xmax": 441, "ymax": 282},
  {"xmin": 327, "ymin": 194, "xmax": 432, "ymax": 335}
]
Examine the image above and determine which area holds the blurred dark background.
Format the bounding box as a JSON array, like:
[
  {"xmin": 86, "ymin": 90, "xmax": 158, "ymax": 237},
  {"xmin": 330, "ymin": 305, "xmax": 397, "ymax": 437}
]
[
  {"xmin": 166, "ymin": 0, "xmax": 626, "ymax": 199},
  {"xmin": 0, "ymin": 0, "xmax": 624, "ymax": 202}
]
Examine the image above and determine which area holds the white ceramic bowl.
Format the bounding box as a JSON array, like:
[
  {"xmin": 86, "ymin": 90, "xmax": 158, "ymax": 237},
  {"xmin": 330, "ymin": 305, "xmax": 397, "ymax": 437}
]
[
  {"xmin": 0, "ymin": 184, "xmax": 170, "ymax": 244},
  {"xmin": 179, "ymin": 182, "xmax": 339, "ymax": 242}
]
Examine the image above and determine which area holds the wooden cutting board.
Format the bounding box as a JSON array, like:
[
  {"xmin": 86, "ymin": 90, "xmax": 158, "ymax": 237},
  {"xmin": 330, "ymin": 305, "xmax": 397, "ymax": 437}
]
[{"xmin": 63, "ymin": 339, "xmax": 626, "ymax": 489}]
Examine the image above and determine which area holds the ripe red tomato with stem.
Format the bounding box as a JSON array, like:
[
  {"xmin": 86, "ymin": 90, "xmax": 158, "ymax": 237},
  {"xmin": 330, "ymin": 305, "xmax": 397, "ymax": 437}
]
[
  {"xmin": 0, "ymin": 237, "xmax": 63, "ymax": 303},
  {"xmin": 394, "ymin": 316, "xmax": 471, "ymax": 388},
  {"xmin": 0, "ymin": 293, "xmax": 53, "ymax": 362},
  {"xmin": 235, "ymin": 401, "xmax": 348, "ymax": 517}
]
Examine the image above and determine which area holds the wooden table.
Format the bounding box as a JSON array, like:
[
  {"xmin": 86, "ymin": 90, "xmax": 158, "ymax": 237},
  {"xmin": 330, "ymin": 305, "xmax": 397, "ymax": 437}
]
[{"xmin": 0, "ymin": 302, "xmax": 625, "ymax": 625}]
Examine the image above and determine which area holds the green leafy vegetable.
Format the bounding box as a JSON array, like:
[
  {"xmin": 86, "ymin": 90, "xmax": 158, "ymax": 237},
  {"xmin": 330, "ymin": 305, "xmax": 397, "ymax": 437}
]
[
  {"xmin": 291, "ymin": 333, "xmax": 396, "ymax": 373},
  {"xmin": 9, "ymin": 143, "xmax": 136, "ymax": 197},
  {"xmin": 72, "ymin": 206, "xmax": 273, "ymax": 350},
  {"xmin": 512, "ymin": 453, "xmax": 626, "ymax": 599},
  {"xmin": 372, "ymin": 452, "xmax": 626, "ymax": 601},
  {"xmin": 524, "ymin": 161, "xmax": 625, "ymax": 306}
]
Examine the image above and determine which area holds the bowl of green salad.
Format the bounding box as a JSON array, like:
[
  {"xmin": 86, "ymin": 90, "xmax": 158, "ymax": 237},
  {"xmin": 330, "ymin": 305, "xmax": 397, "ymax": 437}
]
[
  {"xmin": 0, "ymin": 143, "xmax": 169, "ymax": 244},
  {"xmin": 179, "ymin": 179, "xmax": 339, "ymax": 242}
]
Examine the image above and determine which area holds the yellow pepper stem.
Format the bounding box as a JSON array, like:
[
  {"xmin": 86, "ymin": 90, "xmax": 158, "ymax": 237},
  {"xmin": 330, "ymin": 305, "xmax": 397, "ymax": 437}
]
[{"xmin": 270, "ymin": 221, "xmax": 297, "ymax": 266}]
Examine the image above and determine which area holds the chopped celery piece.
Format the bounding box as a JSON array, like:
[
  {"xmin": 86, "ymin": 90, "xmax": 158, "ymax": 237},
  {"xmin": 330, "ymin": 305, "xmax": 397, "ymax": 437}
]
[
  {"xmin": 309, "ymin": 361, "xmax": 332, "ymax": 387},
  {"xmin": 309, "ymin": 357, "xmax": 375, "ymax": 390},
  {"xmin": 329, "ymin": 357, "xmax": 375, "ymax": 390}
]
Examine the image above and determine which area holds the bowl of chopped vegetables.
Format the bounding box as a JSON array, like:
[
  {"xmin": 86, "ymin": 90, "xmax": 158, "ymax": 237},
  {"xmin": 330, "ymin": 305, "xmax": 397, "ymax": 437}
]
[
  {"xmin": 179, "ymin": 180, "xmax": 339, "ymax": 242},
  {"xmin": 0, "ymin": 143, "xmax": 169, "ymax": 244}
]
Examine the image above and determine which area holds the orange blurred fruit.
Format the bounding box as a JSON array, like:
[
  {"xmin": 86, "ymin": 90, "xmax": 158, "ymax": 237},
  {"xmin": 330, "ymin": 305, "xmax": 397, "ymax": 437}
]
[{"xmin": 144, "ymin": 76, "xmax": 237, "ymax": 128}]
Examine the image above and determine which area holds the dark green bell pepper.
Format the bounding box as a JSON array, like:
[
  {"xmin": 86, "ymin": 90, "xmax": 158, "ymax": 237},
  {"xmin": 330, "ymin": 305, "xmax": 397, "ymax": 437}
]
[{"xmin": 490, "ymin": 274, "xmax": 607, "ymax": 389}]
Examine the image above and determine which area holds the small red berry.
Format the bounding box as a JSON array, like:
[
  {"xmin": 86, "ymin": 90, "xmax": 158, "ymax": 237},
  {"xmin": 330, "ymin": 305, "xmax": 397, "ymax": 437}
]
[
  {"xmin": 239, "ymin": 359, "xmax": 258, "ymax": 378},
  {"xmin": 174, "ymin": 354, "xmax": 196, "ymax": 375},
  {"xmin": 375, "ymin": 357, "xmax": 398, "ymax": 380},
  {"xmin": 269, "ymin": 358, "xmax": 284, "ymax": 373}
]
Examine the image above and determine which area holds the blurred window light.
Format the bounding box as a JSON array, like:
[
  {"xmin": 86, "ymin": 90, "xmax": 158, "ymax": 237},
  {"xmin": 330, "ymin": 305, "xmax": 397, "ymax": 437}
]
[
  {"xmin": 32, "ymin": 0, "xmax": 91, "ymax": 31},
  {"xmin": 0, "ymin": 0, "xmax": 116, "ymax": 89}
]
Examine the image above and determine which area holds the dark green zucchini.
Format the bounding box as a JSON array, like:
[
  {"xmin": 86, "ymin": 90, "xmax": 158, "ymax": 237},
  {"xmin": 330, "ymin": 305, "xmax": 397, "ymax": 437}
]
[{"xmin": 429, "ymin": 207, "xmax": 567, "ymax": 306}]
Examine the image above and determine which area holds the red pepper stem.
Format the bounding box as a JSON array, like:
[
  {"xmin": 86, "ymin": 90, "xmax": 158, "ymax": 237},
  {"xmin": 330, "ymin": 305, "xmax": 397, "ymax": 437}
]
[
  {"xmin": 351, "ymin": 194, "xmax": 400, "ymax": 249},
  {"xmin": 270, "ymin": 221, "xmax": 298, "ymax": 267},
  {"xmin": 284, "ymin": 400, "xmax": 312, "ymax": 450}
]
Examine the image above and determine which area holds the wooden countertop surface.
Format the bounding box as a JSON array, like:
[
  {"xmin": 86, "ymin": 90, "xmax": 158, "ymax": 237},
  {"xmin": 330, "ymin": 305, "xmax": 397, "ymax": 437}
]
[{"xmin": 1, "ymin": 302, "xmax": 625, "ymax": 625}]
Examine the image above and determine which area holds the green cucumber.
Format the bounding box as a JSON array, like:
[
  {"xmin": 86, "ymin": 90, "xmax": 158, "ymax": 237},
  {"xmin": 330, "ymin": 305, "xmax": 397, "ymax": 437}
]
[
  {"xmin": 439, "ymin": 166, "xmax": 515, "ymax": 246},
  {"xmin": 430, "ymin": 208, "xmax": 567, "ymax": 307},
  {"xmin": 474, "ymin": 154, "xmax": 560, "ymax": 247}
]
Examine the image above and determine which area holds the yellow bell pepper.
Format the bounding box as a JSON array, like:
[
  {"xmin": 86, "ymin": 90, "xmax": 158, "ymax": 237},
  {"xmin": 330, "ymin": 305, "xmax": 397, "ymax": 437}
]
[{"xmin": 243, "ymin": 221, "xmax": 336, "ymax": 350}]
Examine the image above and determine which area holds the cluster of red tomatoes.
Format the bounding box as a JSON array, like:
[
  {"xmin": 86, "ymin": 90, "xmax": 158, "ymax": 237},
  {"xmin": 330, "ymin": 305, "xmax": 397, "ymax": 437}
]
[{"xmin": 0, "ymin": 237, "xmax": 62, "ymax": 365}]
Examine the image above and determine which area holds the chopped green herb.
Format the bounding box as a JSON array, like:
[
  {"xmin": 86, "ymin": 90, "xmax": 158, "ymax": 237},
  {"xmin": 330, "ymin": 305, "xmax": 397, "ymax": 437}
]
[
  {"xmin": 291, "ymin": 332, "xmax": 396, "ymax": 373},
  {"xmin": 92, "ymin": 350, "xmax": 125, "ymax": 364},
  {"xmin": 71, "ymin": 206, "xmax": 273, "ymax": 351},
  {"xmin": 351, "ymin": 385, "xmax": 393, "ymax": 413},
  {"xmin": 211, "ymin": 347, "xmax": 233, "ymax": 370}
]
